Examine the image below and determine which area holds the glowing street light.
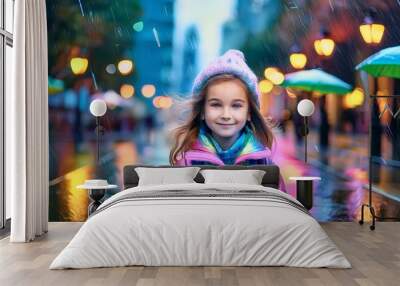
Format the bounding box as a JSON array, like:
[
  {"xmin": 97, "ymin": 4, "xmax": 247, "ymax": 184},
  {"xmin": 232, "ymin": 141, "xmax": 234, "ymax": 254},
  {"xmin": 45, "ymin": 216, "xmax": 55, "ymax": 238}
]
[
  {"xmin": 159, "ymin": 96, "xmax": 173, "ymax": 109},
  {"xmin": 120, "ymin": 84, "xmax": 135, "ymax": 98},
  {"xmin": 360, "ymin": 24, "xmax": 385, "ymax": 45},
  {"xmin": 359, "ymin": 11, "xmax": 385, "ymax": 45},
  {"xmin": 264, "ymin": 67, "xmax": 284, "ymax": 85},
  {"xmin": 259, "ymin": 79, "xmax": 274, "ymax": 93},
  {"xmin": 314, "ymin": 38, "xmax": 335, "ymax": 57},
  {"xmin": 153, "ymin": 96, "xmax": 162, "ymax": 108},
  {"xmin": 290, "ymin": 53, "xmax": 307, "ymax": 69},
  {"xmin": 343, "ymin": 88, "xmax": 365, "ymax": 109},
  {"xmin": 70, "ymin": 57, "xmax": 88, "ymax": 75},
  {"xmin": 314, "ymin": 30, "xmax": 335, "ymax": 57},
  {"xmin": 141, "ymin": 84, "xmax": 156, "ymax": 98},
  {"xmin": 153, "ymin": 96, "xmax": 173, "ymax": 109},
  {"xmin": 118, "ymin": 59, "xmax": 134, "ymax": 75}
]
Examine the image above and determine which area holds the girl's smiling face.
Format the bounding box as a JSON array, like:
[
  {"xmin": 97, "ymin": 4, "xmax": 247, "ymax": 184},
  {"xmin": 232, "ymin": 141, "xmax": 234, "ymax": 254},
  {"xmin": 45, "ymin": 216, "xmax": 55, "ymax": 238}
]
[{"xmin": 204, "ymin": 79, "xmax": 250, "ymax": 148}]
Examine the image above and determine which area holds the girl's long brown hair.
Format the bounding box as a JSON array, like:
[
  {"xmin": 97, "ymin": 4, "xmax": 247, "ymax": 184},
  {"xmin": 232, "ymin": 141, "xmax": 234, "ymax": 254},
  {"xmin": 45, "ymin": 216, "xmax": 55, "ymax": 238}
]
[{"xmin": 169, "ymin": 74, "xmax": 275, "ymax": 165}]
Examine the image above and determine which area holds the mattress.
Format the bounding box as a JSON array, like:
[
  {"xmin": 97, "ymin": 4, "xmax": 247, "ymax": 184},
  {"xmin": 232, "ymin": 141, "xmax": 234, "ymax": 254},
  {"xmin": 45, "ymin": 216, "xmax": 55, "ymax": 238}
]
[{"xmin": 50, "ymin": 183, "xmax": 351, "ymax": 269}]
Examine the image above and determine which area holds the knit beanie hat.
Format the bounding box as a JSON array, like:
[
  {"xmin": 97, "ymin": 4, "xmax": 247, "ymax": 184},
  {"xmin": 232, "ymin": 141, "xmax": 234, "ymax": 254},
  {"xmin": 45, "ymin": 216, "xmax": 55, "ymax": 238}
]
[{"xmin": 192, "ymin": 49, "xmax": 261, "ymax": 107}]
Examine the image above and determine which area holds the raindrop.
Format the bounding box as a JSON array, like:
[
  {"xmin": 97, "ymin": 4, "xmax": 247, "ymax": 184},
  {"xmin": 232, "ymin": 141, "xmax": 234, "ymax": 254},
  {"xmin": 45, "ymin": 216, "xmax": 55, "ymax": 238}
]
[
  {"xmin": 106, "ymin": 64, "xmax": 116, "ymax": 74},
  {"xmin": 328, "ymin": 0, "xmax": 334, "ymax": 12},
  {"xmin": 153, "ymin": 27, "xmax": 161, "ymax": 48},
  {"xmin": 133, "ymin": 21, "xmax": 144, "ymax": 32},
  {"xmin": 91, "ymin": 71, "xmax": 98, "ymax": 90},
  {"xmin": 117, "ymin": 26, "xmax": 123, "ymax": 37},
  {"xmin": 77, "ymin": 0, "xmax": 85, "ymax": 16},
  {"xmin": 314, "ymin": 145, "xmax": 320, "ymax": 153}
]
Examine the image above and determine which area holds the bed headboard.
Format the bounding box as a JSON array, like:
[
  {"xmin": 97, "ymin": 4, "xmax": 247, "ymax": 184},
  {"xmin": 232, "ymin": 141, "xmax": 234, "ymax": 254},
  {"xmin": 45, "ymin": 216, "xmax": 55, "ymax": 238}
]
[{"xmin": 123, "ymin": 165, "xmax": 280, "ymax": 189}]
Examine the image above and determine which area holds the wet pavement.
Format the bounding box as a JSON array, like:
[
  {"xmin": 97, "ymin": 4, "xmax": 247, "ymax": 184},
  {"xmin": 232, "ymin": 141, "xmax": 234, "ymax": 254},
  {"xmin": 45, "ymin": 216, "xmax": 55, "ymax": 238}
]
[{"xmin": 49, "ymin": 124, "xmax": 400, "ymax": 223}]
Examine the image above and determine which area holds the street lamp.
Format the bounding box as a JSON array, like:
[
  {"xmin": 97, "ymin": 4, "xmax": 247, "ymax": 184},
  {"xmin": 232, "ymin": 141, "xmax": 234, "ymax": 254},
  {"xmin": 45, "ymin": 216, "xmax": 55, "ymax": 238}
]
[
  {"xmin": 70, "ymin": 57, "xmax": 89, "ymax": 75},
  {"xmin": 289, "ymin": 45, "xmax": 307, "ymax": 69},
  {"xmin": 297, "ymin": 99, "xmax": 315, "ymax": 163},
  {"xmin": 120, "ymin": 84, "xmax": 135, "ymax": 99},
  {"xmin": 264, "ymin": 67, "xmax": 284, "ymax": 85},
  {"xmin": 258, "ymin": 79, "xmax": 274, "ymax": 94},
  {"xmin": 118, "ymin": 59, "xmax": 134, "ymax": 75},
  {"xmin": 343, "ymin": 88, "xmax": 365, "ymax": 109},
  {"xmin": 290, "ymin": 53, "xmax": 307, "ymax": 69},
  {"xmin": 314, "ymin": 30, "xmax": 335, "ymax": 57},
  {"xmin": 359, "ymin": 10, "xmax": 385, "ymax": 45},
  {"xmin": 141, "ymin": 84, "xmax": 156, "ymax": 98},
  {"xmin": 89, "ymin": 99, "xmax": 107, "ymax": 168}
]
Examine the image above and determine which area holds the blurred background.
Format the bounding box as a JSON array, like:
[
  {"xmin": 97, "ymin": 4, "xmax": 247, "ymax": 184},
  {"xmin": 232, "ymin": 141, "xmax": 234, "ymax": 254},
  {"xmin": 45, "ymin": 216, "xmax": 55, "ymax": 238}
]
[{"xmin": 46, "ymin": 0, "xmax": 400, "ymax": 222}]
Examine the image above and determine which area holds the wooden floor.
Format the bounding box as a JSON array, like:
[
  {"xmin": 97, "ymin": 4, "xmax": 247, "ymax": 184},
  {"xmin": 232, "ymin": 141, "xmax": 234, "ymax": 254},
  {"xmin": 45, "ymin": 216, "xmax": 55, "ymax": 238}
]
[{"xmin": 0, "ymin": 222, "xmax": 399, "ymax": 286}]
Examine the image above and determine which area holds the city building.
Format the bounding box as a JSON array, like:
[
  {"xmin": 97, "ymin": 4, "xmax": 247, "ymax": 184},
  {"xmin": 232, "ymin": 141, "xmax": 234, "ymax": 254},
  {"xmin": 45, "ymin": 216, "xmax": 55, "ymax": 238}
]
[
  {"xmin": 220, "ymin": 0, "xmax": 281, "ymax": 53},
  {"xmin": 131, "ymin": 0, "xmax": 175, "ymax": 101},
  {"xmin": 179, "ymin": 25, "xmax": 199, "ymax": 94}
]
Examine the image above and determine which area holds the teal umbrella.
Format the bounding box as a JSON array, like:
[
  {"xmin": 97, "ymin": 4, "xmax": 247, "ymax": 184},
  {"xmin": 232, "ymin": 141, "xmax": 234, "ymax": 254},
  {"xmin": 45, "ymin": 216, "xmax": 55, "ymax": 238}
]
[
  {"xmin": 281, "ymin": 69, "xmax": 352, "ymax": 95},
  {"xmin": 356, "ymin": 46, "xmax": 400, "ymax": 79},
  {"xmin": 48, "ymin": 76, "xmax": 64, "ymax": 95}
]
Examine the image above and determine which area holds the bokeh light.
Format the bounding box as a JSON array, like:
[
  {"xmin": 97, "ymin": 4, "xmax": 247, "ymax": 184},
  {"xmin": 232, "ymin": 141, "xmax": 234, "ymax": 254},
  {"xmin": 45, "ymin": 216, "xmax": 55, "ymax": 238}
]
[
  {"xmin": 159, "ymin": 96, "xmax": 173, "ymax": 109},
  {"xmin": 152, "ymin": 96, "xmax": 173, "ymax": 109},
  {"xmin": 118, "ymin": 59, "xmax": 134, "ymax": 75},
  {"xmin": 264, "ymin": 67, "xmax": 277, "ymax": 80},
  {"xmin": 360, "ymin": 23, "xmax": 385, "ymax": 44},
  {"xmin": 343, "ymin": 88, "xmax": 364, "ymax": 109},
  {"xmin": 133, "ymin": 21, "xmax": 144, "ymax": 32},
  {"xmin": 289, "ymin": 53, "xmax": 307, "ymax": 69},
  {"xmin": 264, "ymin": 67, "xmax": 284, "ymax": 85},
  {"xmin": 153, "ymin": 96, "xmax": 162, "ymax": 108},
  {"xmin": 314, "ymin": 38, "xmax": 335, "ymax": 56},
  {"xmin": 106, "ymin": 64, "xmax": 116, "ymax": 74},
  {"xmin": 70, "ymin": 57, "xmax": 88, "ymax": 75},
  {"xmin": 141, "ymin": 84, "xmax": 156, "ymax": 98},
  {"xmin": 120, "ymin": 84, "xmax": 135, "ymax": 98},
  {"xmin": 259, "ymin": 79, "xmax": 274, "ymax": 93}
]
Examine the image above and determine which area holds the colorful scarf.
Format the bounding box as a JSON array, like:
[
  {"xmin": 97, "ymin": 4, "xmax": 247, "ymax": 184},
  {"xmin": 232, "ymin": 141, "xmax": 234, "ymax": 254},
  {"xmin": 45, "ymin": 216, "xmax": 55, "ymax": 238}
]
[{"xmin": 198, "ymin": 124, "xmax": 265, "ymax": 164}]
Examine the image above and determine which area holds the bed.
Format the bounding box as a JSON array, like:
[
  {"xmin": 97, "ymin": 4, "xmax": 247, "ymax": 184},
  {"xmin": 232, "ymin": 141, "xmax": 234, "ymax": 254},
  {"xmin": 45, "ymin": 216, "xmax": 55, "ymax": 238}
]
[{"xmin": 50, "ymin": 165, "xmax": 351, "ymax": 269}]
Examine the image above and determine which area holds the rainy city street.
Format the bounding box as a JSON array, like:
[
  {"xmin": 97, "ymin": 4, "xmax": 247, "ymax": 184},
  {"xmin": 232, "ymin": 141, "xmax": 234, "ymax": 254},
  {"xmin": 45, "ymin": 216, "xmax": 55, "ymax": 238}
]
[
  {"xmin": 43, "ymin": 1, "xmax": 400, "ymax": 223},
  {"xmin": 48, "ymin": 119, "xmax": 400, "ymax": 222}
]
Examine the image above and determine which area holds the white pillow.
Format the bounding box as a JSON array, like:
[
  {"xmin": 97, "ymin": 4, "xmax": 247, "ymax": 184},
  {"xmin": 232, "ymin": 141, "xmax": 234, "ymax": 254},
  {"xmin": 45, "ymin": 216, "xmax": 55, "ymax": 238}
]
[
  {"xmin": 135, "ymin": 167, "xmax": 200, "ymax": 186},
  {"xmin": 200, "ymin": 169, "xmax": 266, "ymax": 185}
]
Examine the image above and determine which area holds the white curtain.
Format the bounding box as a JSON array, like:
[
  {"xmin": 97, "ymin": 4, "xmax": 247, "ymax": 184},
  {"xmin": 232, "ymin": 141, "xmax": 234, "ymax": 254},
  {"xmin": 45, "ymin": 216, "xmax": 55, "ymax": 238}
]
[{"xmin": 7, "ymin": 0, "xmax": 49, "ymax": 242}]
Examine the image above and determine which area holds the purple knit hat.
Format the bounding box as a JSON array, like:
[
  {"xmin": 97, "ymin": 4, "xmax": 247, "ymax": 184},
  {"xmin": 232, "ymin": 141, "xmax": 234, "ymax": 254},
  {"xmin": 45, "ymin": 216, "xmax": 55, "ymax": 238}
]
[{"xmin": 192, "ymin": 49, "xmax": 261, "ymax": 107}]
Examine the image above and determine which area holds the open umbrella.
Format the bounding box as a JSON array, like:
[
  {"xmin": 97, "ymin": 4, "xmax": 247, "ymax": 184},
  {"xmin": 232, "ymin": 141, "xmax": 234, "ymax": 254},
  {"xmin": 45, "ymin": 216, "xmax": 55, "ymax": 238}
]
[
  {"xmin": 355, "ymin": 45, "xmax": 400, "ymax": 230},
  {"xmin": 281, "ymin": 68, "xmax": 352, "ymax": 94},
  {"xmin": 48, "ymin": 76, "xmax": 64, "ymax": 95},
  {"xmin": 356, "ymin": 46, "xmax": 400, "ymax": 78}
]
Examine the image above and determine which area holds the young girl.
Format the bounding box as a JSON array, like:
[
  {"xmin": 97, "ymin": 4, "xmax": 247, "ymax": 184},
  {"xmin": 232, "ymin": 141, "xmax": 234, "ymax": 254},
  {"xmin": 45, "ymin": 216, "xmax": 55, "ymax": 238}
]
[{"xmin": 169, "ymin": 49, "xmax": 285, "ymax": 191}]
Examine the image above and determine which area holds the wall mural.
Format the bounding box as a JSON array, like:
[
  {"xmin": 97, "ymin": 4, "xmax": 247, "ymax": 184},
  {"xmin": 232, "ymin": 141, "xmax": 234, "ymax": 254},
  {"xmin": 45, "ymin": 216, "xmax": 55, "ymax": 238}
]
[{"xmin": 47, "ymin": 0, "xmax": 400, "ymax": 222}]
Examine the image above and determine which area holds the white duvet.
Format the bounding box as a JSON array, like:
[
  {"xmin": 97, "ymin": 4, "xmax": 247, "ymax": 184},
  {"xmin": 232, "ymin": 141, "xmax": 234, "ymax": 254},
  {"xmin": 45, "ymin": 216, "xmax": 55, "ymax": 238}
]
[{"xmin": 50, "ymin": 183, "xmax": 351, "ymax": 269}]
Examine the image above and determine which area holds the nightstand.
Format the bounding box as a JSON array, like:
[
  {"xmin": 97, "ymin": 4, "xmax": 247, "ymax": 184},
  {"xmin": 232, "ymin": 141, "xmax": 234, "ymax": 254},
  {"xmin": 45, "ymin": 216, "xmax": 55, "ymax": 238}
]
[
  {"xmin": 289, "ymin": 176, "xmax": 321, "ymax": 210},
  {"xmin": 77, "ymin": 181, "xmax": 118, "ymax": 216}
]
